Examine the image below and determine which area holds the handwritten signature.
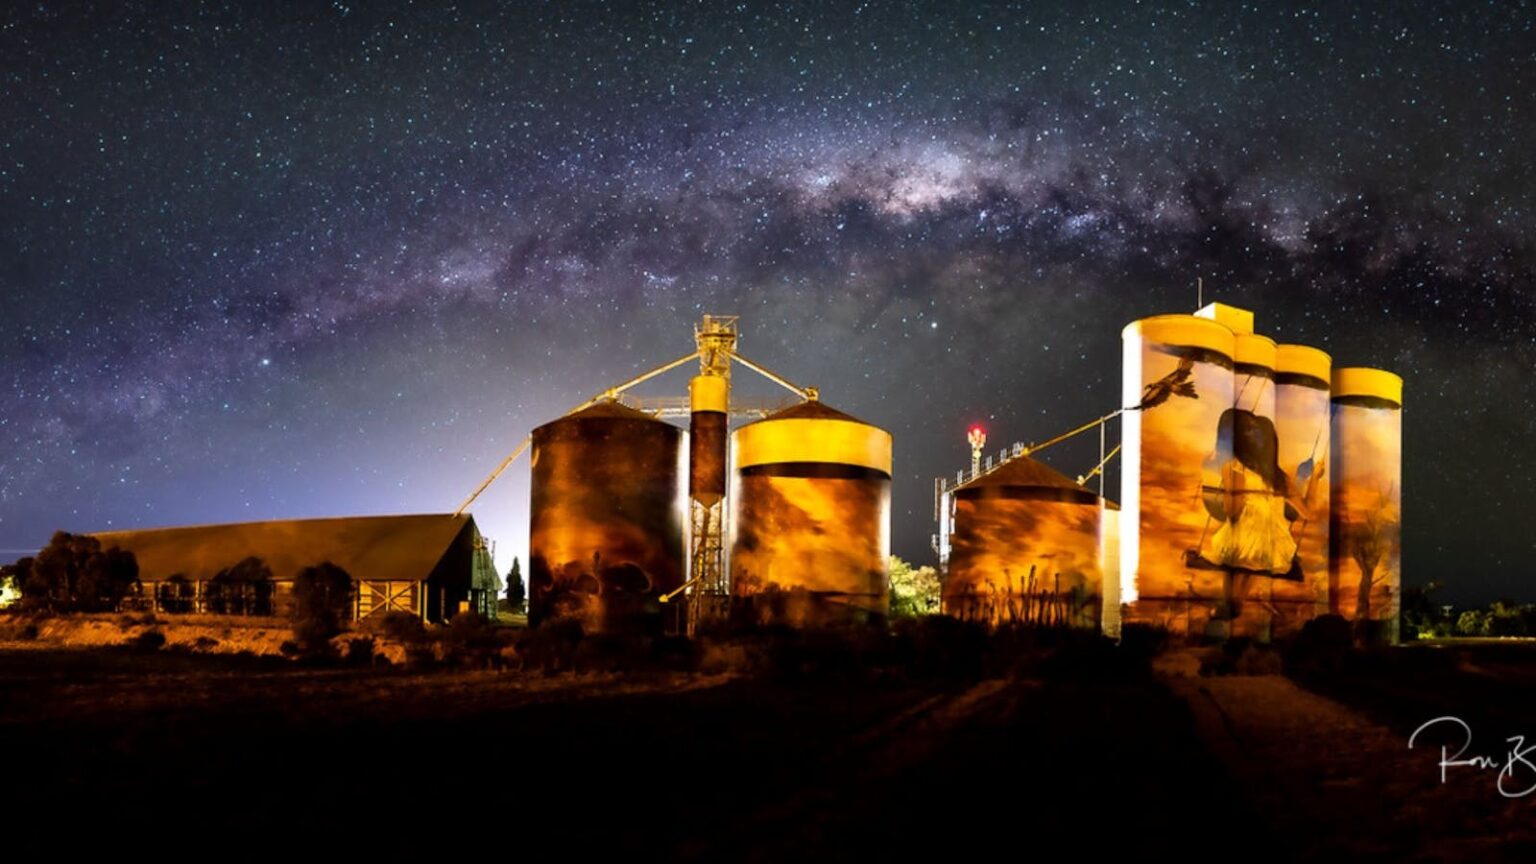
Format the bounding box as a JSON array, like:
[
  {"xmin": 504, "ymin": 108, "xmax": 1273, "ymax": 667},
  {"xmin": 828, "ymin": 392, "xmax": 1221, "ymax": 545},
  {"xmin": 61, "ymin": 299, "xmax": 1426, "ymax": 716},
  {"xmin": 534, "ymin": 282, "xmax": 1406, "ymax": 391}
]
[{"xmin": 1408, "ymin": 716, "xmax": 1536, "ymax": 798}]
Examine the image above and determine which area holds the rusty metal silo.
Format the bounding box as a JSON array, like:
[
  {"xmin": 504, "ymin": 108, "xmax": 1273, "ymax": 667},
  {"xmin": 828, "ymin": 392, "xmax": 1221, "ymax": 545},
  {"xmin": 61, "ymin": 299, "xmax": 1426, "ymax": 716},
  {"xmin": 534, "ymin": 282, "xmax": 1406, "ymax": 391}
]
[
  {"xmin": 942, "ymin": 456, "xmax": 1103, "ymax": 629},
  {"xmin": 728, "ymin": 401, "xmax": 892, "ymax": 627},
  {"xmin": 528, "ymin": 400, "xmax": 686, "ymax": 634}
]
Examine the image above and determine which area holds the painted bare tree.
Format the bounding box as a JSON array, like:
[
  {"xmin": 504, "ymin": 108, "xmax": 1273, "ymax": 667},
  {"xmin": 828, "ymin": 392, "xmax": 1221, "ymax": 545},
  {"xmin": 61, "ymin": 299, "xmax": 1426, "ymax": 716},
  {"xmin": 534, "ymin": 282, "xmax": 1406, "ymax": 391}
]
[{"xmin": 1352, "ymin": 485, "xmax": 1399, "ymax": 622}]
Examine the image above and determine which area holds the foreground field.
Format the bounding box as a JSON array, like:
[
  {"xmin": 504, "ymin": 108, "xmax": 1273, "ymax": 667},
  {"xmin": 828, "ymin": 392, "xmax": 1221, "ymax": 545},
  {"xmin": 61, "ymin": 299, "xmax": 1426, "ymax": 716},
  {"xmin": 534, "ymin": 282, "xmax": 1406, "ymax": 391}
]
[{"xmin": 1, "ymin": 641, "xmax": 1532, "ymax": 860}]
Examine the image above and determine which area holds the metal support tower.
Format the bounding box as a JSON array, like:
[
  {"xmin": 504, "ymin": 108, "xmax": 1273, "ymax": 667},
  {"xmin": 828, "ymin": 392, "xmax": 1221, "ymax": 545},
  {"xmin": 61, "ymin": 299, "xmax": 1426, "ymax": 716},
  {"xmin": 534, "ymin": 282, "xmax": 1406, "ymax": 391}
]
[{"xmin": 686, "ymin": 315, "xmax": 737, "ymax": 634}]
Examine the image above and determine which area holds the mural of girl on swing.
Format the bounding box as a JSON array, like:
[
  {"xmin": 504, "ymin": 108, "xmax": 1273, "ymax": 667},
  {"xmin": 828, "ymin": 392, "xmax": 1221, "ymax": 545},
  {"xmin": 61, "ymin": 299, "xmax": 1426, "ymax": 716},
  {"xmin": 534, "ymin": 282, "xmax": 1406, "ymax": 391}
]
[
  {"xmin": 1182, "ymin": 364, "xmax": 1327, "ymax": 634},
  {"xmin": 1186, "ymin": 405, "xmax": 1308, "ymax": 577}
]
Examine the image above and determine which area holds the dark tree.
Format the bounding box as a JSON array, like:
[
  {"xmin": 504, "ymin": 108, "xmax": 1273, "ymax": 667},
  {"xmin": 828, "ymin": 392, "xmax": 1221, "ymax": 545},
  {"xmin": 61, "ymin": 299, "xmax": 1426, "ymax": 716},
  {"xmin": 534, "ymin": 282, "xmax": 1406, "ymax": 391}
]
[
  {"xmin": 17, "ymin": 532, "xmax": 139, "ymax": 612},
  {"xmin": 209, "ymin": 556, "xmax": 274, "ymax": 615},
  {"xmin": 506, "ymin": 556, "xmax": 525, "ymax": 614},
  {"xmin": 291, "ymin": 561, "xmax": 354, "ymax": 655},
  {"xmin": 77, "ymin": 546, "xmax": 139, "ymax": 612},
  {"xmin": 157, "ymin": 574, "xmax": 195, "ymax": 614}
]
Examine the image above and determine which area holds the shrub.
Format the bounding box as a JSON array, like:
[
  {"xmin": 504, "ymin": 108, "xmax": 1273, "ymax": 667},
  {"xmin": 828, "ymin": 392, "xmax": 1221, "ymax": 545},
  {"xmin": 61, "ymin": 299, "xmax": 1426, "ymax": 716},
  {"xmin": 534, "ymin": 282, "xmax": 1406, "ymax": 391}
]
[
  {"xmin": 517, "ymin": 619, "xmax": 584, "ymax": 672},
  {"xmin": 345, "ymin": 636, "xmax": 376, "ymax": 666},
  {"xmin": 1284, "ymin": 614, "xmax": 1353, "ymax": 677},
  {"xmin": 443, "ymin": 612, "xmax": 501, "ymax": 667},
  {"xmin": 369, "ymin": 610, "xmax": 427, "ymax": 644},
  {"xmin": 290, "ymin": 562, "xmax": 354, "ymax": 656},
  {"xmin": 132, "ymin": 630, "xmax": 166, "ymax": 652}
]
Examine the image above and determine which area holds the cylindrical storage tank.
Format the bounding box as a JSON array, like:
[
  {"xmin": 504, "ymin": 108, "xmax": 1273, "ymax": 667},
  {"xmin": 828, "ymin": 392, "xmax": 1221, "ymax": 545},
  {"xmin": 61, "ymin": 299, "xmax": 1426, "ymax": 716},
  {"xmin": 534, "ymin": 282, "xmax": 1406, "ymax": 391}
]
[
  {"xmin": 528, "ymin": 400, "xmax": 686, "ymax": 634},
  {"xmin": 1274, "ymin": 344, "xmax": 1332, "ymax": 635},
  {"xmin": 1220, "ymin": 332, "xmax": 1290, "ymax": 641},
  {"xmin": 1120, "ymin": 315, "xmax": 1235, "ymax": 638},
  {"xmin": 1099, "ymin": 500, "xmax": 1122, "ymax": 638},
  {"xmin": 942, "ymin": 456, "xmax": 1103, "ymax": 628},
  {"xmin": 688, "ymin": 375, "xmax": 728, "ymax": 506},
  {"xmin": 1329, "ymin": 368, "xmax": 1402, "ymax": 644},
  {"xmin": 729, "ymin": 401, "xmax": 892, "ymax": 627}
]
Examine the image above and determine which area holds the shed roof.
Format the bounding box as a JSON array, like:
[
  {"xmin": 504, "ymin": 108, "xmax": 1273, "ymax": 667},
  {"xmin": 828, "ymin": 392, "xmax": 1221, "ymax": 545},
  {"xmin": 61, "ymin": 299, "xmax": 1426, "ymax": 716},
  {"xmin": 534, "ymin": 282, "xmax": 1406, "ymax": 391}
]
[{"xmin": 91, "ymin": 514, "xmax": 475, "ymax": 583}]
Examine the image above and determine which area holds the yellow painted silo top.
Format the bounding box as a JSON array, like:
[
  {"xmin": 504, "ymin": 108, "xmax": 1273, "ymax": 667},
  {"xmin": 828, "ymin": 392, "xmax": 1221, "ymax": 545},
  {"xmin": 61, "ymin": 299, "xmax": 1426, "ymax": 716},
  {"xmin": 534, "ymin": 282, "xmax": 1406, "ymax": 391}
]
[
  {"xmin": 1233, "ymin": 332, "xmax": 1277, "ymax": 368},
  {"xmin": 689, "ymin": 374, "xmax": 728, "ymax": 413},
  {"xmin": 1122, "ymin": 314, "xmax": 1235, "ymax": 357},
  {"xmin": 1276, "ymin": 344, "xmax": 1331, "ymax": 382},
  {"xmin": 1332, "ymin": 367, "xmax": 1402, "ymax": 405},
  {"xmin": 734, "ymin": 401, "xmax": 893, "ymax": 474}
]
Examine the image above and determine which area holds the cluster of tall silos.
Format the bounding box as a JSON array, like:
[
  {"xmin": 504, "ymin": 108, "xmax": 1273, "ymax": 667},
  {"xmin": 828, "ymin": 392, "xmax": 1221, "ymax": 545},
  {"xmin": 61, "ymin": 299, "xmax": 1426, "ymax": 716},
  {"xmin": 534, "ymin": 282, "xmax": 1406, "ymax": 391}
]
[
  {"xmin": 1117, "ymin": 303, "xmax": 1402, "ymax": 643},
  {"xmin": 527, "ymin": 375, "xmax": 893, "ymax": 634}
]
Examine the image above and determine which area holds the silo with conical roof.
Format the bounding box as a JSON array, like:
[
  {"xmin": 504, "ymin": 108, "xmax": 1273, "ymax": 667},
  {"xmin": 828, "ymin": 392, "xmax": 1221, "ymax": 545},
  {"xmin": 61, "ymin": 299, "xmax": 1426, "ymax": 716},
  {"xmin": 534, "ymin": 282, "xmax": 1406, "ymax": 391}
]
[
  {"xmin": 528, "ymin": 400, "xmax": 687, "ymax": 633},
  {"xmin": 942, "ymin": 455, "xmax": 1103, "ymax": 629},
  {"xmin": 728, "ymin": 401, "xmax": 892, "ymax": 627}
]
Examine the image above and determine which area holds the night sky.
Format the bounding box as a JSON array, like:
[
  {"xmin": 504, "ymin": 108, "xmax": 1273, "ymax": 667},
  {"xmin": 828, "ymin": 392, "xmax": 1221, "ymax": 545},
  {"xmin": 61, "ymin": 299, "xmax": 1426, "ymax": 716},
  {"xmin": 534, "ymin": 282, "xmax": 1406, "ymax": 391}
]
[{"xmin": 3, "ymin": 1, "xmax": 1533, "ymax": 605}]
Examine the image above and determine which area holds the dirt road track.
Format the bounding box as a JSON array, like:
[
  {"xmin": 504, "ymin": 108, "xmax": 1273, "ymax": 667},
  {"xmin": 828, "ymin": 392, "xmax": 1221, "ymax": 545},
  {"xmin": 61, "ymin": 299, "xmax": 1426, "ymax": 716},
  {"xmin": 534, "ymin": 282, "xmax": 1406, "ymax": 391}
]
[{"xmin": 1169, "ymin": 674, "xmax": 1536, "ymax": 862}]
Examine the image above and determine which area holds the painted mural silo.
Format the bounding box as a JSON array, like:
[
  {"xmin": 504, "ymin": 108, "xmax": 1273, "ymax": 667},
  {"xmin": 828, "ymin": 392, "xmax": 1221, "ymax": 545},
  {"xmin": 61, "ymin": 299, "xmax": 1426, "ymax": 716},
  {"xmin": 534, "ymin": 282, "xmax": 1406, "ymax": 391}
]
[
  {"xmin": 1329, "ymin": 367, "xmax": 1402, "ymax": 644},
  {"xmin": 1120, "ymin": 314, "xmax": 1235, "ymax": 637},
  {"xmin": 1274, "ymin": 344, "xmax": 1332, "ymax": 632},
  {"xmin": 528, "ymin": 401, "xmax": 687, "ymax": 633},
  {"xmin": 1222, "ymin": 331, "xmax": 1293, "ymax": 640},
  {"xmin": 942, "ymin": 456, "xmax": 1102, "ymax": 628},
  {"xmin": 729, "ymin": 401, "xmax": 892, "ymax": 627}
]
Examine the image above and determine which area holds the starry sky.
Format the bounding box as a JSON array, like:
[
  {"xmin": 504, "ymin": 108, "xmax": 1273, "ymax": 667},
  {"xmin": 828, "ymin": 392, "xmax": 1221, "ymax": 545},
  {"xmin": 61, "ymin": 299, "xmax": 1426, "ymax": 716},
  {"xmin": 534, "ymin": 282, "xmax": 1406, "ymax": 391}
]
[{"xmin": 3, "ymin": 1, "xmax": 1533, "ymax": 605}]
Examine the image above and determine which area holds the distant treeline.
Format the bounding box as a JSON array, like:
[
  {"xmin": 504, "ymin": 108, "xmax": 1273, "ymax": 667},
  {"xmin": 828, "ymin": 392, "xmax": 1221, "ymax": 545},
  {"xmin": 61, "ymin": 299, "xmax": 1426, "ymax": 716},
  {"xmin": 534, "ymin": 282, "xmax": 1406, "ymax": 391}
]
[{"xmin": 1402, "ymin": 582, "xmax": 1536, "ymax": 639}]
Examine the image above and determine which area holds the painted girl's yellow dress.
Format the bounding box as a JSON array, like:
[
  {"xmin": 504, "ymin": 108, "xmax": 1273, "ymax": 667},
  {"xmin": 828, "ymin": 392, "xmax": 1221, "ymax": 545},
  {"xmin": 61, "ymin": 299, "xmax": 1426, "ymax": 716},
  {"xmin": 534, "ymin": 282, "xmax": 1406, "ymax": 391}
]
[{"xmin": 1203, "ymin": 458, "xmax": 1297, "ymax": 573}]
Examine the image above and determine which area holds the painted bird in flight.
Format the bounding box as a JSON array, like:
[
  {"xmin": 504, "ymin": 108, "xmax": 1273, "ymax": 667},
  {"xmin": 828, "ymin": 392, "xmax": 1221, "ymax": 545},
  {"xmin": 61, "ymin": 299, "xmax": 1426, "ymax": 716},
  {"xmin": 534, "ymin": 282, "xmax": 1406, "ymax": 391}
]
[{"xmin": 1137, "ymin": 357, "xmax": 1198, "ymax": 410}]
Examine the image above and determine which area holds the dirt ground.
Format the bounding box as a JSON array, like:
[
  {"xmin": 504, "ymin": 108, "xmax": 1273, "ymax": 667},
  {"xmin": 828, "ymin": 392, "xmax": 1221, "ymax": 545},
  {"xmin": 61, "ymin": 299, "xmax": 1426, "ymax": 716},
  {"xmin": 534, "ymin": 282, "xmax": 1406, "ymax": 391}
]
[{"xmin": 0, "ymin": 640, "xmax": 1531, "ymax": 860}]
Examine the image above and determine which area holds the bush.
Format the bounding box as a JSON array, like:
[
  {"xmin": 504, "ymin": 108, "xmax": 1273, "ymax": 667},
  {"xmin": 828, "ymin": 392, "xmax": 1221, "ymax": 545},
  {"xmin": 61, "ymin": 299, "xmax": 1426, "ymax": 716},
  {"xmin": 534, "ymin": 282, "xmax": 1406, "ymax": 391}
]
[
  {"xmin": 132, "ymin": 630, "xmax": 166, "ymax": 652},
  {"xmin": 1118, "ymin": 623, "xmax": 1171, "ymax": 661},
  {"xmin": 345, "ymin": 636, "xmax": 376, "ymax": 666},
  {"xmin": 1283, "ymin": 614, "xmax": 1353, "ymax": 677},
  {"xmin": 368, "ymin": 610, "xmax": 428, "ymax": 644},
  {"xmin": 517, "ymin": 619, "xmax": 585, "ymax": 672},
  {"xmin": 192, "ymin": 636, "xmax": 219, "ymax": 652},
  {"xmin": 443, "ymin": 612, "xmax": 502, "ymax": 667},
  {"xmin": 890, "ymin": 615, "xmax": 988, "ymax": 679},
  {"xmin": 290, "ymin": 562, "xmax": 354, "ymax": 656}
]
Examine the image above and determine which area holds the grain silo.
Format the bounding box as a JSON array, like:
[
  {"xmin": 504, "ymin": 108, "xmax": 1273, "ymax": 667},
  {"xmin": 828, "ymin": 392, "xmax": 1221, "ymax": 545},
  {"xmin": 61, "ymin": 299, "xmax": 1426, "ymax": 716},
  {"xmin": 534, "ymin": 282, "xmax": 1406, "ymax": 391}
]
[
  {"xmin": 1223, "ymin": 330, "xmax": 1290, "ymax": 640},
  {"xmin": 527, "ymin": 400, "xmax": 687, "ymax": 634},
  {"xmin": 942, "ymin": 456, "xmax": 1102, "ymax": 628},
  {"xmin": 1120, "ymin": 312, "xmax": 1236, "ymax": 637},
  {"xmin": 1274, "ymin": 343, "xmax": 1332, "ymax": 633},
  {"xmin": 728, "ymin": 400, "xmax": 891, "ymax": 627},
  {"xmin": 1329, "ymin": 367, "xmax": 1402, "ymax": 644}
]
